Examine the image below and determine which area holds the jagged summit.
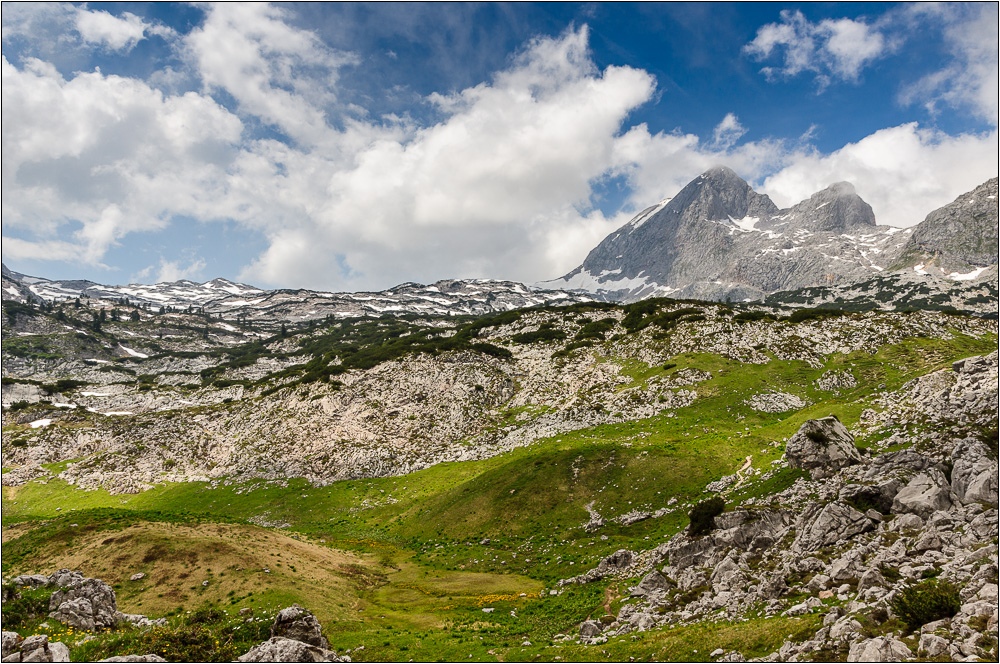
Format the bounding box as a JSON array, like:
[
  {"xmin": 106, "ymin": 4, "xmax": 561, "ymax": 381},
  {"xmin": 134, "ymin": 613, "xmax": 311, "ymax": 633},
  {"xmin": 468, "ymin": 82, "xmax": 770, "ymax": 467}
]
[
  {"xmin": 771, "ymin": 181, "xmax": 876, "ymax": 233},
  {"xmin": 544, "ymin": 168, "xmax": 997, "ymax": 303},
  {"xmin": 663, "ymin": 166, "xmax": 779, "ymax": 225},
  {"xmin": 542, "ymin": 167, "xmax": 901, "ymax": 301}
]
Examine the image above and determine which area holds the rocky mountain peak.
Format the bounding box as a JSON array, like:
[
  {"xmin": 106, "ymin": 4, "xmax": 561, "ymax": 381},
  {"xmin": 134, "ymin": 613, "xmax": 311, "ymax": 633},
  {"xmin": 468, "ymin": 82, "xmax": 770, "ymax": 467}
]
[
  {"xmin": 894, "ymin": 177, "xmax": 999, "ymax": 272},
  {"xmin": 669, "ymin": 166, "xmax": 779, "ymax": 223},
  {"xmin": 776, "ymin": 180, "xmax": 876, "ymax": 232}
]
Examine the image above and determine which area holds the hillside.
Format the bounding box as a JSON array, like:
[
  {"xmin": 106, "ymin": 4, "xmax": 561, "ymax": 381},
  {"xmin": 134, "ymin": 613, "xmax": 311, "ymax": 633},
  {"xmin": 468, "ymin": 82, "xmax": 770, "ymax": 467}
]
[{"xmin": 2, "ymin": 294, "xmax": 997, "ymax": 662}]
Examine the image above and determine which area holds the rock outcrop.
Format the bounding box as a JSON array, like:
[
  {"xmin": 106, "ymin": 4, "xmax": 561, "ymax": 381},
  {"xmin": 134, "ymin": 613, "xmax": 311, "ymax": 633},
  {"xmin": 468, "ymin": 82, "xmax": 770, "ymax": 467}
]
[
  {"xmin": 1, "ymin": 634, "xmax": 70, "ymax": 663},
  {"xmin": 238, "ymin": 606, "xmax": 348, "ymax": 663},
  {"xmin": 785, "ymin": 416, "xmax": 863, "ymax": 479},
  {"xmin": 555, "ymin": 353, "xmax": 999, "ymax": 662}
]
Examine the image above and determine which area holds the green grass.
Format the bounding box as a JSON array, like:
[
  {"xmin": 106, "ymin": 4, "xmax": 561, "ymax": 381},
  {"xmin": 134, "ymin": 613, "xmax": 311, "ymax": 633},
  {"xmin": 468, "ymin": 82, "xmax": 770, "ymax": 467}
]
[{"xmin": 2, "ymin": 317, "xmax": 995, "ymax": 661}]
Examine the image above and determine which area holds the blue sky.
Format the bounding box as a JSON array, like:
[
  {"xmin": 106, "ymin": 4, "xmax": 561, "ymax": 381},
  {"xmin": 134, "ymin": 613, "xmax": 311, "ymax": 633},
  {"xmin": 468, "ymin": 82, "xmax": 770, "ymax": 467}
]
[{"xmin": 2, "ymin": 2, "xmax": 997, "ymax": 291}]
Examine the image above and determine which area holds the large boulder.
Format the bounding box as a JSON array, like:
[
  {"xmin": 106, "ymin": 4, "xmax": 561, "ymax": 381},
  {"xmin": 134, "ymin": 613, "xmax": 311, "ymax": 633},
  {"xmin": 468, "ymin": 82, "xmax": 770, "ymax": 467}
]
[
  {"xmin": 794, "ymin": 502, "xmax": 875, "ymax": 551},
  {"xmin": 578, "ymin": 620, "xmax": 604, "ymax": 638},
  {"xmin": 847, "ymin": 636, "xmax": 913, "ymax": 662},
  {"xmin": 2, "ymin": 633, "xmax": 23, "ymax": 659},
  {"xmin": 951, "ymin": 438, "xmax": 998, "ymax": 505},
  {"xmin": 48, "ymin": 578, "xmax": 118, "ymax": 631},
  {"xmin": 630, "ymin": 571, "xmax": 670, "ymax": 598},
  {"xmin": 271, "ymin": 605, "xmax": 328, "ymax": 649},
  {"xmin": 785, "ymin": 417, "xmax": 863, "ymax": 479},
  {"xmin": 596, "ymin": 549, "xmax": 634, "ymax": 574},
  {"xmin": 8, "ymin": 635, "xmax": 70, "ymax": 663},
  {"xmin": 891, "ymin": 468, "xmax": 953, "ymax": 518},
  {"xmin": 237, "ymin": 637, "xmax": 348, "ymax": 663}
]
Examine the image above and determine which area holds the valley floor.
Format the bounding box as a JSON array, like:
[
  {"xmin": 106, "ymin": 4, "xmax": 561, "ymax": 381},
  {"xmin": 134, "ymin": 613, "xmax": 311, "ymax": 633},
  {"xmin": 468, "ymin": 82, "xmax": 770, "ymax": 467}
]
[{"xmin": 2, "ymin": 306, "xmax": 998, "ymax": 662}]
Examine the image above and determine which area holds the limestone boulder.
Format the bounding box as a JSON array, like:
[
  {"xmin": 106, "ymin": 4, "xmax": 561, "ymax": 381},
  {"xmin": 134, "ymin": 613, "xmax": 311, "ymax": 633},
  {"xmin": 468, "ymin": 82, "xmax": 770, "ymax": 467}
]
[
  {"xmin": 892, "ymin": 468, "xmax": 953, "ymax": 518},
  {"xmin": 785, "ymin": 417, "xmax": 863, "ymax": 479},
  {"xmin": 8, "ymin": 635, "xmax": 70, "ymax": 663},
  {"xmin": 794, "ymin": 502, "xmax": 875, "ymax": 551},
  {"xmin": 238, "ymin": 637, "xmax": 348, "ymax": 663},
  {"xmin": 271, "ymin": 605, "xmax": 328, "ymax": 649},
  {"xmin": 847, "ymin": 636, "xmax": 913, "ymax": 662},
  {"xmin": 951, "ymin": 438, "xmax": 998, "ymax": 506},
  {"xmin": 48, "ymin": 579, "xmax": 118, "ymax": 631},
  {"xmin": 2, "ymin": 633, "xmax": 23, "ymax": 659},
  {"xmin": 630, "ymin": 571, "xmax": 670, "ymax": 598}
]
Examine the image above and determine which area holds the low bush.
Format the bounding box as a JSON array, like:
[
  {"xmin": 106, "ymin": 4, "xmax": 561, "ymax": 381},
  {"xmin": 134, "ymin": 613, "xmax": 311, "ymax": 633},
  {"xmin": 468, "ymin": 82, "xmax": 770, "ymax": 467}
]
[
  {"xmin": 891, "ymin": 579, "xmax": 961, "ymax": 631},
  {"xmin": 0, "ymin": 585, "xmax": 53, "ymax": 629}
]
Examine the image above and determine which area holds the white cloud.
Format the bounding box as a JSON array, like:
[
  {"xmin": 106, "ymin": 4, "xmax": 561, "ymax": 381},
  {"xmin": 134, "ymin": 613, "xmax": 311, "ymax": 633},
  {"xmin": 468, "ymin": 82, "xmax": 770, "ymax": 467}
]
[
  {"xmin": 184, "ymin": 3, "xmax": 356, "ymax": 146},
  {"xmin": 145, "ymin": 257, "xmax": 208, "ymax": 283},
  {"xmin": 712, "ymin": 113, "xmax": 747, "ymax": 149},
  {"xmin": 899, "ymin": 4, "xmax": 998, "ymax": 126},
  {"xmin": 2, "ymin": 4, "xmax": 173, "ymax": 55},
  {"xmin": 74, "ymin": 8, "xmax": 150, "ymax": 52},
  {"xmin": 760, "ymin": 123, "xmax": 999, "ymax": 227},
  {"xmin": 236, "ymin": 25, "xmax": 657, "ymax": 288},
  {"xmin": 1, "ymin": 55, "xmax": 243, "ymax": 263},
  {"xmin": 745, "ymin": 10, "xmax": 888, "ymax": 87}
]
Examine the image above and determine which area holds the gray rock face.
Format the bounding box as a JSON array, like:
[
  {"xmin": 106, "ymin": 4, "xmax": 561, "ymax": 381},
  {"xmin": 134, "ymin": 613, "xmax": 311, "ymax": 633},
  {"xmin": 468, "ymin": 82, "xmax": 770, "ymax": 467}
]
[
  {"xmin": 794, "ymin": 502, "xmax": 875, "ymax": 551},
  {"xmin": 96, "ymin": 657, "xmax": 168, "ymax": 663},
  {"xmin": 579, "ymin": 620, "xmax": 604, "ymax": 638},
  {"xmin": 271, "ymin": 605, "xmax": 328, "ymax": 649},
  {"xmin": 631, "ymin": 571, "xmax": 670, "ymax": 598},
  {"xmin": 918, "ymin": 633, "xmax": 950, "ymax": 658},
  {"xmin": 48, "ymin": 578, "xmax": 118, "ymax": 631},
  {"xmin": 847, "ymin": 636, "xmax": 913, "ymax": 662},
  {"xmin": 596, "ymin": 549, "xmax": 635, "ymax": 574},
  {"xmin": 9, "ymin": 635, "xmax": 70, "ymax": 664},
  {"xmin": 952, "ymin": 438, "xmax": 999, "ymax": 505},
  {"xmin": 895, "ymin": 177, "xmax": 999, "ymax": 272},
  {"xmin": 544, "ymin": 167, "xmax": 914, "ymax": 302},
  {"xmin": 892, "ymin": 468, "xmax": 954, "ymax": 518},
  {"xmin": 237, "ymin": 637, "xmax": 347, "ymax": 663},
  {"xmin": 785, "ymin": 417, "xmax": 863, "ymax": 479},
  {"xmin": 778, "ymin": 181, "xmax": 876, "ymax": 233},
  {"xmin": 1, "ymin": 633, "xmax": 22, "ymax": 659}
]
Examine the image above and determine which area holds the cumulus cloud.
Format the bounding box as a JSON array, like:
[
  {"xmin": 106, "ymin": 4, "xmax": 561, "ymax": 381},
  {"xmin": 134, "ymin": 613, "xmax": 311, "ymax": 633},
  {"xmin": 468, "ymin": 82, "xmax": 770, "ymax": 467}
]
[
  {"xmin": 134, "ymin": 257, "xmax": 208, "ymax": 284},
  {"xmin": 2, "ymin": 6, "xmax": 997, "ymax": 292},
  {"xmin": 1, "ymin": 55, "xmax": 243, "ymax": 263},
  {"xmin": 712, "ymin": 113, "xmax": 747, "ymax": 150},
  {"xmin": 760, "ymin": 124, "xmax": 999, "ymax": 227},
  {"xmin": 745, "ymin": 10, "xmax": 888, "ymax": 87},
  {"xmin": 236, "ymin": 25, "xmax": 658, "ymax": 288},
  {"xmin": 898, "ymin": 4, "xmax": 998, "ymax": 126},
  {"xmin": 74, "ymin": 8, "xmax": 156, "ymax": 52},
  {"xmin": 185, "ymin": 3, "xmax": 357, "ymax": 146},
  {"xmin": 2, "ymin": 4, "xmax": 172, "ymax": 56}
]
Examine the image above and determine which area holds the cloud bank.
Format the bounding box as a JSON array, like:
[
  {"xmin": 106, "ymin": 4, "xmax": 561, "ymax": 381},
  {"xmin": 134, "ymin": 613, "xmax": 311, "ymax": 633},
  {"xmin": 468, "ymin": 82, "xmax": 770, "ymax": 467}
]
[{"xmin": 2, "ymin": 4, "xmax": 997, "ymax": 290}]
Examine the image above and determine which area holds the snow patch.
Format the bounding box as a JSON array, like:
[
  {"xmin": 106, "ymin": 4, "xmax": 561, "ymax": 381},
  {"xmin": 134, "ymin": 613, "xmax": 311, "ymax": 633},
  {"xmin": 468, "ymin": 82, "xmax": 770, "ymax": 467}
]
[
  {"xmin": 627, "ymin": 199, "xmax": 671, "ymax": 231},
  {"xmin": 949, "ymin": 266, "xmax": 989, "ymax": 281},
  {"xmin": 29, "ymin": 419, "xmax": 52, "ymax": 428},
  {"xmin": 119, "ymin": 344, "xmax": 149, "ymax": 359}
]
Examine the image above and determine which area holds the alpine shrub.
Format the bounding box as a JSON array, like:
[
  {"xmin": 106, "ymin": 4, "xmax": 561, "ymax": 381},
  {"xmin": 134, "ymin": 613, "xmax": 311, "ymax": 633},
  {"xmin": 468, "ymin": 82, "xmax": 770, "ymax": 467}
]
[{"xmin": 891, "ymin": 579, "xmax": 961, "ymax": 631}]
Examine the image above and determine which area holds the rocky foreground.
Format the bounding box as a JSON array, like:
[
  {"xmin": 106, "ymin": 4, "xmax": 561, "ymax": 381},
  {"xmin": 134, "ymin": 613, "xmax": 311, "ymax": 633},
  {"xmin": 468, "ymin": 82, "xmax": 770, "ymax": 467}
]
[
  {"xmin": 562, "ymin": 353, "xmax": 999, "ymax": 662},
  {"xmin": 2, "ymin": 570, "xmax": 347, "ymax": 663}
]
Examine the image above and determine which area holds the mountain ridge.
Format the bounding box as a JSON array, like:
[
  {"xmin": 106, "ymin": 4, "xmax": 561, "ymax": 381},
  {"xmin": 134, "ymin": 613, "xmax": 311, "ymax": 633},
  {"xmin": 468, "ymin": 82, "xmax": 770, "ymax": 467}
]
[{"xmin": 542, "ymin": 169, "xmax": 997, "ymax": 303}]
